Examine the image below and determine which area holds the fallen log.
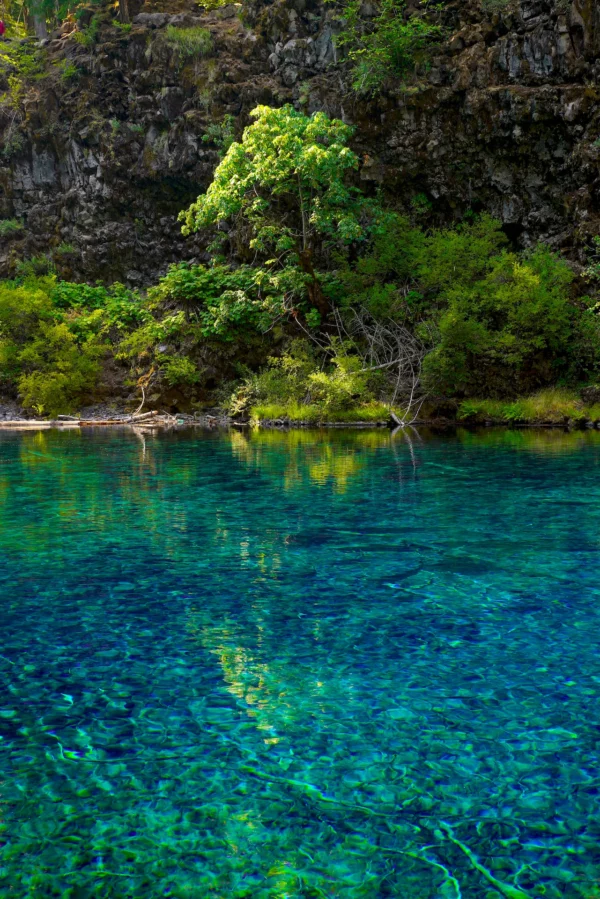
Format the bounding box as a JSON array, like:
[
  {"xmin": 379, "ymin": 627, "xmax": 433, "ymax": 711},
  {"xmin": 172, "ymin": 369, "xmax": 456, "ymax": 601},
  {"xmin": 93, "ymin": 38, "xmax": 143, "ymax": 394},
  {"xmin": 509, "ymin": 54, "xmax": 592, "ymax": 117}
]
[
  {"xmin": 79, "ymin": 419, "xmax": 134, "ymax": 426},
  {"xmin": 129, "ymin": 411, "xmax": 159, "ymax": 422},
  {"xmin": 79, "ymin": 411, "xmax": 159, "ymax": 426},
  {"xmin": 0, "ymin": 420, "xmax": 80, "ymax": 429},
  {"xmin": 0, "ymin": 411, "xmax": 173, "ymax": 429},
  {"xmin": 132, "ymin": 418, "xmax": 180, "ymax": 428}
]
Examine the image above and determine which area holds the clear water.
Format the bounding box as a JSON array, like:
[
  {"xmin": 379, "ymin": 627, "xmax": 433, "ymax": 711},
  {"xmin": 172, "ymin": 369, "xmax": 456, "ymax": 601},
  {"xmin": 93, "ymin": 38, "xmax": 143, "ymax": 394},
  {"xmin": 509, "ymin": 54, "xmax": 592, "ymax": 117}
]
[{"xmin": 1, "ymin": 426, "xmax": 600, "ymax": 899}]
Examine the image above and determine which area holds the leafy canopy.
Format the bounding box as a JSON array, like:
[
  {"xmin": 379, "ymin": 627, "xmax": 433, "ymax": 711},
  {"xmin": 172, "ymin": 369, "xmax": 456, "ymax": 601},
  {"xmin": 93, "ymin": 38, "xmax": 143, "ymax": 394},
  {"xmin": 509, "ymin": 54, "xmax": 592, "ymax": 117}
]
[
  {"xmin": 179, "ymin": 104, "xmax": 366, "ymax": 260},
  {"xmin": 118, "ymin": 263, "xmax": 279, "ymax": 391},
  {"xmin": 144, "ymin": 262, "xmax": 277, "ymax": 338}
]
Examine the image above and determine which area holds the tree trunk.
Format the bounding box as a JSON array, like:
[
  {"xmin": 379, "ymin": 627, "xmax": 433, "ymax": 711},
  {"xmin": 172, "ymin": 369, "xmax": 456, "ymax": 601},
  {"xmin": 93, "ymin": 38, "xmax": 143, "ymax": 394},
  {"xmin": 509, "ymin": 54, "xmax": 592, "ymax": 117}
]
[
  {"xmin": 119, "ymin": 0, "xmax": 130, "ymax": 25},
  {"xmin": 32, "ymin": 10, "xmax": 48, "ymax": 40},
  {"xmin": 26, "ymin": 3, "xmax": 48, "ymax": 40},
  {"xmin": 298, "ymin": 248, "xmax": 329, "ymax": 318}
]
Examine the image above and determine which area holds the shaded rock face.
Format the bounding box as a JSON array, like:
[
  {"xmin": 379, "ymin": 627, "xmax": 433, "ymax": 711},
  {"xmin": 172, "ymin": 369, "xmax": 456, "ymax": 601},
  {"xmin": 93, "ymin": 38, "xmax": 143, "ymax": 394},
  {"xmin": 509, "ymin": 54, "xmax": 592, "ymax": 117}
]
[{"xmin": 1, "ymin": 0, "xmax": 600, "ymax": 283}]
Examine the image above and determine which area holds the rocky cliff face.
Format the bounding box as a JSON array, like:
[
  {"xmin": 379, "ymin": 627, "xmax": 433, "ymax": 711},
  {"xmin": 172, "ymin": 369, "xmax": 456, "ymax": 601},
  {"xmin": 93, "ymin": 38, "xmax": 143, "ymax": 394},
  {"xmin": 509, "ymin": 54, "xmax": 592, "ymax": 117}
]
[{"xmin": 1, "ymin": 0, "xmax": 600, "ymax": 283}]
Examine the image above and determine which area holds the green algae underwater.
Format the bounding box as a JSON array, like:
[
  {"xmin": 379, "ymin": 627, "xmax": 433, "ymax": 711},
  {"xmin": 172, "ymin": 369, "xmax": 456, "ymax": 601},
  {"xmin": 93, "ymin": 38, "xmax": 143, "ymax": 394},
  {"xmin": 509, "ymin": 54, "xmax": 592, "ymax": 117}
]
[{"xmin": 1, "ymin": 426, "xmax": 600, "ymax": 898}]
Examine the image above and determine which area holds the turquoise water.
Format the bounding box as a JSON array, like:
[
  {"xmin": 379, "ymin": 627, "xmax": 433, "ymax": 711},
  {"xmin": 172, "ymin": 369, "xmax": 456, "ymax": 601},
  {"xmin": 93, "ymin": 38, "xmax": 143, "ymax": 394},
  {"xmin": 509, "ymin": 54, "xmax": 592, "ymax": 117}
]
[{"xmin": 1, "ymin": 426, "xmax": 600, "ymax": 898}]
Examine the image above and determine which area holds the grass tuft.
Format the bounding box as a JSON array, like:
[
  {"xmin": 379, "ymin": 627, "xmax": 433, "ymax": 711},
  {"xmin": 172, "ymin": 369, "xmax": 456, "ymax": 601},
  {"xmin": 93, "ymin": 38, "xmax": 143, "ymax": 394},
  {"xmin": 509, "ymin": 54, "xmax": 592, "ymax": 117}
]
[
  {"xmin": 458, "ymin": 389, "xmax": 590, "ymax": 424},
  {"xmin": 251, "ymin": 401, "xmax": 389, "ymax": 424},
  {"xmin": 166, "ymin": 25, "xmax": 213, "ymax": 58},
  {"xmin": 0, "ymin": 219, "xmax": 24, "ymax": 237}
]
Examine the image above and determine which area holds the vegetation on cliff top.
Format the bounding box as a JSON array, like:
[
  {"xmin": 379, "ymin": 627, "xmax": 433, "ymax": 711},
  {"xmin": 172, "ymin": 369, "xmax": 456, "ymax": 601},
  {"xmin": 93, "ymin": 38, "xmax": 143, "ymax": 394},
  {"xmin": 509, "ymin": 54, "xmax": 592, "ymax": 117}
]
[
  {"xmin": 332, "ymin": 0, "xmax": 444, "ymax": 94},
  {"xmin": 2, "ymin": 104, "xmax": 600, "ymax": 421}
]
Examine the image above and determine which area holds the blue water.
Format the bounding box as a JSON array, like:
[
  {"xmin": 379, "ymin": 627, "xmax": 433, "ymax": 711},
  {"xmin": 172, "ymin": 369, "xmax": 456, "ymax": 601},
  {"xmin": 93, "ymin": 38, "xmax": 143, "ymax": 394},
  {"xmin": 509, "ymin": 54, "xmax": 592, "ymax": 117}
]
[{"xmin": 1, "ymin": 425, "xmax": 600, "ymax": 898}]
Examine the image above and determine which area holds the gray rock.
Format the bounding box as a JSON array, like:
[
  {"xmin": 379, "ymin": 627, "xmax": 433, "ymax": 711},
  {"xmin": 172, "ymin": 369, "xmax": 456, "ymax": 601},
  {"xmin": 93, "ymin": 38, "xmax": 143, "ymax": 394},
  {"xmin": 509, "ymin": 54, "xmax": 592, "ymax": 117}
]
[
  {"xmin": 133, "ymin": 13, "xmax": 169, "ymax": 28},
  {"xmin": 581, "ymin": 386, "xmax": 600, "ymax": 405},
  {"xmin": 215, "ymin": 4, "xmax": 240, "ymax": 19},
  {"xmin": 168, "ymin": 14, "xmax": 206, "ymax": 27},
  {"xmin": 282, "ymin": 65, "xmax": 299, "ymax": 86}
]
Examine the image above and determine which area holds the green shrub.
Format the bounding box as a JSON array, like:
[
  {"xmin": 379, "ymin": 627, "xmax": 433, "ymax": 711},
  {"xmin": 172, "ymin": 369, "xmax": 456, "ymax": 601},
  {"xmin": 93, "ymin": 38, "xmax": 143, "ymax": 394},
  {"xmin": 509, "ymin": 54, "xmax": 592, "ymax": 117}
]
[
  {"xmin": 196, "ymin": 0, "xmax": 236, "ymax": 9},
  {"xmin": 0, "ymin": 275, "xmax": 149, "ymax": 415},
  {"xmin": 0, "ymin": 219, "xmax": 24, "ymax": 237},
  {"xmin": 324, "ymin": 211, "xmax": 426, "ymax": 321},
  {"xmin": 306, "ymin": 351, "xmax": 373, "ymax": 413},
  {"xmin": 1, "ymin": 130, "xmax": 25, "ymax": 159},
  {"xmin": 0, "ymin": 280, "xmax": 54, "ymax": 373},
  {"xmin": 53, "ymin": 242, "xmax": 77, "ymax": 257},
  {"xmin": 51, "ymin": 281, "xmax": 144, "ymax": 336},
  {"xmin": 410, "ymin": 193, "xmax": 432, "ymax": 216},
  {"xmin": 50, "ymin": 281, "xmax": 117, "ymax": 310},
  {"xmin": 422, "ymin": 245, "xmax": 580, "ymax": 397},
  {"xmin": 17, "ymin": 322, "xmax": 102, "ymax": 415},
  {"xmin": 228, "ymin": 339, "xmax": 381, "ymax": 420},
  {"xmin": 57, "ymin": 60, "xmax": 80, "ymax": 82},
  {"xmin": 166, "ymin": 25, "xmax": 213, "ymax": 58},
  {"xmin": 145, "ymin": 263, "xmax": 274, "ymax": 337},
  {"xmin": 0, "ymin": 278, "xmax": 103, "ymax": 415},
  {"xmin": 417, "ymin": 214, "xmax": 508, "ymax": 293},
  {"xmin": 326, "ymin": 214, "xmax": 508, "ymax": 325},
  {"xmin": 334, "ymin": 0, "xmax": 443, "ymax": 94},
  {"xmin": 118, "ymin": 263, "xmax": 279, "ymax": 398},
  {"xmin": 237, "ymin": 340, "xmax": 319, "ymax": 410},
  {"xmin": 162, "ymin": 356, "xmax": 200, "ymax": 388},
  {"xmin": 15, "ymin": 255, "xmax": 55, "ymax": 278},
  {"xmin": 73, "ymin": 15, "xmax": 100, "ymax": 46},
  {"xmin": 201, "ymin": 114, "xmax": 236, "ymax": 157},
  {"xmin": 0, "ymin": 33, "xmax": 44, "ymax": 80}
]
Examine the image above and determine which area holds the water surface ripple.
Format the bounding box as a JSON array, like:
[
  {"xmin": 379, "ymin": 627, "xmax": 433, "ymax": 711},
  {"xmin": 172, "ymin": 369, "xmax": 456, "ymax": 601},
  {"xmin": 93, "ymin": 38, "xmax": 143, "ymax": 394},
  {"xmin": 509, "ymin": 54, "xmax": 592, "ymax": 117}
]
[{"xmin": 1, "ymin": 426, "xmax": 599, "ymax": 898}]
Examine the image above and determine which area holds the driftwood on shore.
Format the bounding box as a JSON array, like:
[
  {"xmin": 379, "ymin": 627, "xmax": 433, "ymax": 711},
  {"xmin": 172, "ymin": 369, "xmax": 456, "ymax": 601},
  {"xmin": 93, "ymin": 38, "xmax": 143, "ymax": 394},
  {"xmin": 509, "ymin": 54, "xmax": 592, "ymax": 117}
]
[
  {"xmin": 0, "ymin": 411, "xmax": 169, "ymax": 430},
  {"xmin": 80, "ymin": 411, "xmax": 161, "ymax": 427}
]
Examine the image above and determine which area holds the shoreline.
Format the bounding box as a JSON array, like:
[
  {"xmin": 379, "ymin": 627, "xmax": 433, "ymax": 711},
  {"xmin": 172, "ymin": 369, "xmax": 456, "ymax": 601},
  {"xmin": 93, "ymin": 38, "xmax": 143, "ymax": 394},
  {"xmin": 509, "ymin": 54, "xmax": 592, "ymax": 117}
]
[
  {"xmin": 1, "ymin": 413, "xmax": 599, "ymax": 432},
  {"xmin": 4, "ymin": 396, "xmax": 600, "ymax": 432}
]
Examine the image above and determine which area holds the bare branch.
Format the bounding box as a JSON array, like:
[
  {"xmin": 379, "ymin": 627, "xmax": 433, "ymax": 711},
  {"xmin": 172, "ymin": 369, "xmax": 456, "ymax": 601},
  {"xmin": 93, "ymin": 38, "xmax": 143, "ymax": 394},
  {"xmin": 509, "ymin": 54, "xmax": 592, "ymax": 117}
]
[{"xmin": 338, "ymin": 305, "xmax": 431, "ymax": 420}]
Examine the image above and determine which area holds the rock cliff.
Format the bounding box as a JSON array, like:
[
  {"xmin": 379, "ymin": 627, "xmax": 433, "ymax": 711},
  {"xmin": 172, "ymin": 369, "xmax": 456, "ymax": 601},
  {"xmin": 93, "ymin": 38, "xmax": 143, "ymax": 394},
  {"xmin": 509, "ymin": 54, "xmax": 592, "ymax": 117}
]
[{"xmin": 1, "ymin": 0, "xmax": 600, "ymax": 283}]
